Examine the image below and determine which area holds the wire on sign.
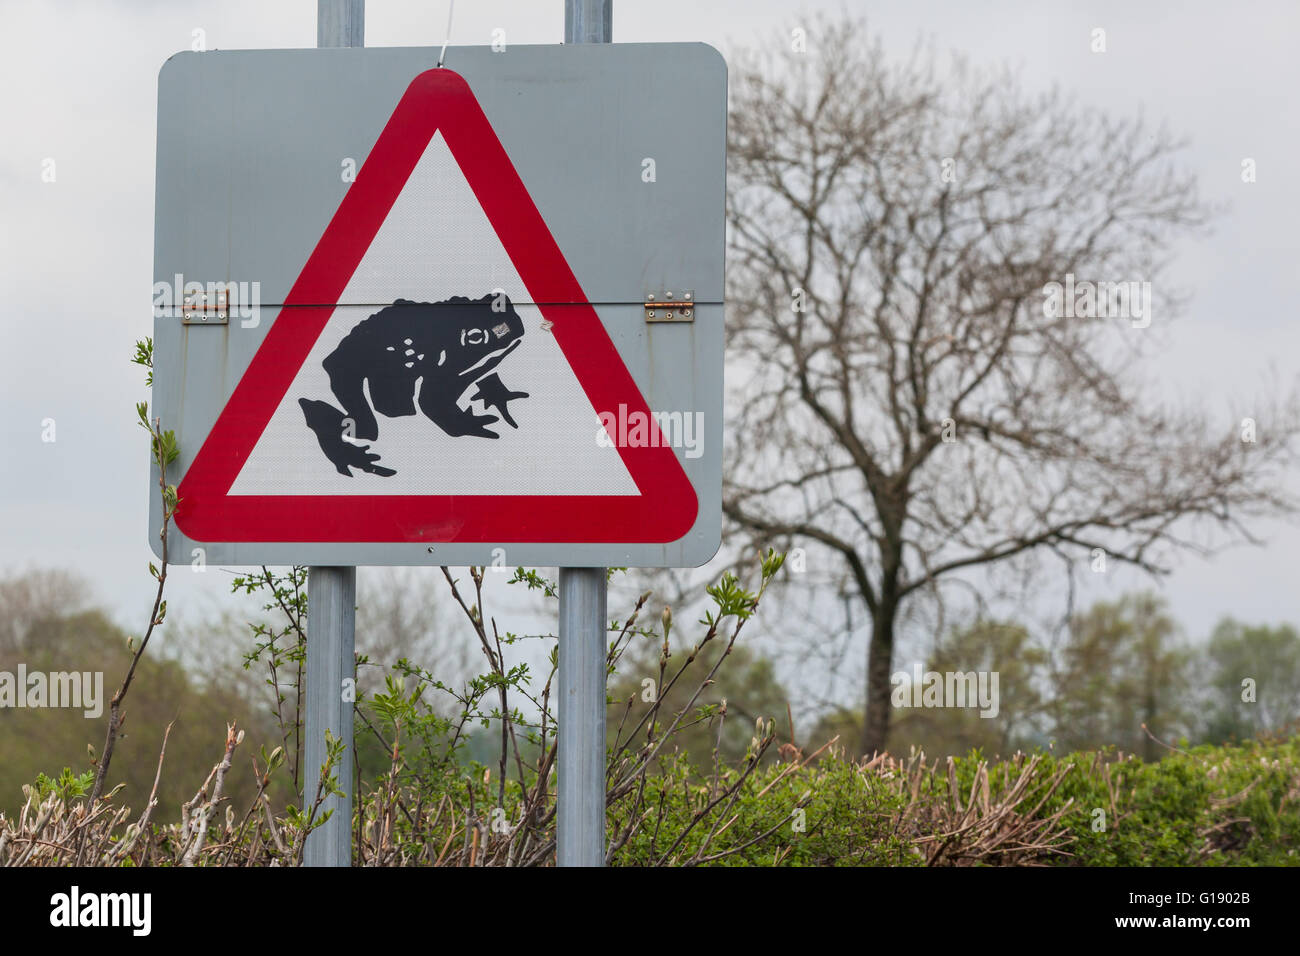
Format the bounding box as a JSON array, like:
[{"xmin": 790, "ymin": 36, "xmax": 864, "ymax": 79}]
[{"xmin": 437, "ymin": 0, "xmax": 455, "ymax": 68}]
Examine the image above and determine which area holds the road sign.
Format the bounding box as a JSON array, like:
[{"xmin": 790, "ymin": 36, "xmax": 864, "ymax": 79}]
[{"xmin": 151, "ymin": 45, "xmax": 726, "ymax": 567}]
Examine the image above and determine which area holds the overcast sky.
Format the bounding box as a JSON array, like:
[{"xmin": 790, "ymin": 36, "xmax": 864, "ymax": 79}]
[{"xmin": 1, "ymin": 1, "xmax": 1297, "ymax": 678}]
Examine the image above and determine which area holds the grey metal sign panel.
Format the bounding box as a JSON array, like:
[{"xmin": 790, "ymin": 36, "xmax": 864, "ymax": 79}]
[{"xmin": 150, "ymin": 44, "xmax": 725, "ymax": 568}]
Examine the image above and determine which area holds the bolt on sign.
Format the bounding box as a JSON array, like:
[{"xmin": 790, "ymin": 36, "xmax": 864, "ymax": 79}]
[{"xmin": 150, "ymin": 44, "xmax": 726, "ymax": 567}]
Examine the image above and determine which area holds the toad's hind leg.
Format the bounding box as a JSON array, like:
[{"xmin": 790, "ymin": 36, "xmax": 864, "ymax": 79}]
[{"xmin": 323, "ymin": 352, "xmax": 380, "ymax": 440}]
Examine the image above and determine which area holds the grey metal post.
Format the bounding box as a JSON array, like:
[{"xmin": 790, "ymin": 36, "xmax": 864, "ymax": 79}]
[
  {"xmin": 303, "ymin": 566, "xmax": 356, "ymax": 866},
  {"xmin": 557, "ymin": 568, "xmax": 608, "ymax": 866},
  {"xmin": 557, "ymin": 0, "xmax": 612, "ymax": 869},
  {"xmin": 565, "ymin": 0, "xmax": 612, "ymax": 44},
  {"xmin": 317, "ymin": 0, "xmax": 364, "ymax": 47},
  {"xmin": 304, "ymin": 0, "xmax": 363, "ymax": 869}
]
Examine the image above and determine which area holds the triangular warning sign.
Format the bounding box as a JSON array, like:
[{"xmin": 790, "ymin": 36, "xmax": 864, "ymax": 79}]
[{"xmin": 175, "ymin": 69, "xmax": 698, "ymax": 545}]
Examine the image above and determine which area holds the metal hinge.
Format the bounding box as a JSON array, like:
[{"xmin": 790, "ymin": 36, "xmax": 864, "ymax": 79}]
[
  {"xmin": 182, "ymin": 289, "xmax": 228, "ymax": 325},
  {"xmin": 644, "ymin": 290, "xmax": 694, "ymax": 323}
]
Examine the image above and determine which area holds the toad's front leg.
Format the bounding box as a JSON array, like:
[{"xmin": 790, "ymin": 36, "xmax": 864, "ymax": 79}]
[{"xmin": 418, "ymin": 383, "xmax": 501, "ymax": 438}]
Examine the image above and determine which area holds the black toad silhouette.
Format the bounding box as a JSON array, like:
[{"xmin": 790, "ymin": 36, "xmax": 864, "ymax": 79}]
[{"xmin": 298, "ymin": 294, "xmax": 530, "ymax": 477}]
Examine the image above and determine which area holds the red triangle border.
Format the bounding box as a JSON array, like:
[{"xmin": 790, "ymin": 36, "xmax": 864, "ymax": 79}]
[{"xmin": 175, "ymin": 68, "xmax": 698, "ymax": 545}]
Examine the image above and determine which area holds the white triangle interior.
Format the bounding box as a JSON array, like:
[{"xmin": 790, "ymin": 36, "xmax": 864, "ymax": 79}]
[{"xmin": 230, "ymin": 131, "xmax": 638, "ymax": 497}]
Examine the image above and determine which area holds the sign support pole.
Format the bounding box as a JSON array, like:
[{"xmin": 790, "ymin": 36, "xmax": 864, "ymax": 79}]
[
  {"xmin": 558, "ymin": 0, "xmax": 612, "ymax": 869},
  {"xmin": 303, "ymin": 0, "xmax": 364, "ymax": 869},
  {"xmin": 557, "ymin": 567, "xmax": 607, "ymax": 866}
]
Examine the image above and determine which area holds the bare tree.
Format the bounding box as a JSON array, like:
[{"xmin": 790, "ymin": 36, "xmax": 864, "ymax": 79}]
[
  {"xmin": 0, "ymin": 568, "xmax": 89, "ymax": 656},
  {"xmin": 724, "ymin": 15, "xmax": 1297, "ymax": 755}
]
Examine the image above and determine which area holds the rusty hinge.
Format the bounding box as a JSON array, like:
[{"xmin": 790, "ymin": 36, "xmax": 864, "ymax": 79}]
[
  {"xmin": 644, "ymin": 290, "xmax": 694, "ymax": 323},
  {"xmin": 182, "ymin": 289, "xmax": 228, "ymax": 325}
]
